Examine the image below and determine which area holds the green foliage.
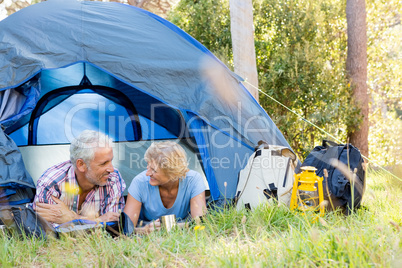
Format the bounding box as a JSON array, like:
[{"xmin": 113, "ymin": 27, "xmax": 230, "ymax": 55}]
[
  {"xmin": 169, "ymin": 0, "xmax": 361, "ymax": 160},
  {"xmin": 169, "ymin": 0, "xmax": 233, "ymax": 68},
  {"xmin": 366, "ymin": 0, "xmax": 402, "ymax": 167},
  {"xmin": 253, "ymin": 0, "xmax": 360, "ymax": 159},
  {"xmin": 170, "ymin": 0, "xmax": 402, "ymax": 166}
]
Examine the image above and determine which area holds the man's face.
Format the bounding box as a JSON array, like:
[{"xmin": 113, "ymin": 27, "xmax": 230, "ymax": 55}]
[{"xmin": 85, "ymin": 146, "xmax": 114, "ymax": 187}]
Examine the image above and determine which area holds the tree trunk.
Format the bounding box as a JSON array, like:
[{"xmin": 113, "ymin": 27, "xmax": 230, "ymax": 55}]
[
  {"xmin": 229, "ymin": 0, "xmax": 259, "ymax": 101},
  {"xmin": 346, "ymin": 0, "xmax": 368, "ymax": 158}
]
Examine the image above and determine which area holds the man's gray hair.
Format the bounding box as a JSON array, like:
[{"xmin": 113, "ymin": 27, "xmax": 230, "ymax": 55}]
[{"xmin": 70, "ymin": 130, "xmax": 113, "ymax": 168}]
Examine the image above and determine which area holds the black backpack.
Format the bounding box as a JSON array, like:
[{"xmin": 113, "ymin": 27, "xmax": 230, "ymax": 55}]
[
  {"xmin": 0, "ymin": 205, "xmax": 57, "ymax": 239},
  {"xmin": 301, "ymin": 140, "xmax": 366, "ymax": 213}
]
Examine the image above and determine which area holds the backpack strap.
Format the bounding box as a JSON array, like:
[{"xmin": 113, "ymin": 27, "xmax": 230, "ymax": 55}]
[
  {"xmin": 323, "ymin": 140, "xmax": 340, "ymax": 148},
  {"xmin": 234, "ymin": 149, "xmax": 261, "ymax": 204},
  {"xmin": 255, "ymin": 140, "xmax": 269, "ymax": 151},
  {"xmin": 283, "ymin": 158, "xmax": 291, "ymax": 188}
]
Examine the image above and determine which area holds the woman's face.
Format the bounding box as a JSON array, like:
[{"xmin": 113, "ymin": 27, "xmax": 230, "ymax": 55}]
[{"xmin": 146, "ymin": 161, "xmax": 171, "ymax": 186}]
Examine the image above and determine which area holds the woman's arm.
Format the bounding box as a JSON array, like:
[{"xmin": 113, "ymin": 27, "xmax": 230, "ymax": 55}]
[
  {"xmin": 190, "ymin": 191, "xmax": 207, "ymax": 219},
  {"xmin": 123, "ymin": 194, "xmax": 142, "ymax": 227}
]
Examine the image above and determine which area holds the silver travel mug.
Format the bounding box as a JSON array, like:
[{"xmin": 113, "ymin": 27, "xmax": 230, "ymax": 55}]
[{"xmin": 160, "ymin": 214, "xmax": 176, "ymax": 232}]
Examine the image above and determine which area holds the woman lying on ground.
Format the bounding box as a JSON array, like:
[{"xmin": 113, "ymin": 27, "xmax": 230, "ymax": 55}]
[{"xmin": 124, "ymin": 141, "xmax": 207, "ymax": 234}]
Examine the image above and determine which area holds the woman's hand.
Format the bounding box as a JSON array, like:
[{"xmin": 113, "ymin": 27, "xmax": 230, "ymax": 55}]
[
  {"xmin": 135, "ymin": 219, "xmax": 161, "ymax": 234},
  {"xmin": 145, "ymin": 219, "xmax": 161, "ymax": 232}
]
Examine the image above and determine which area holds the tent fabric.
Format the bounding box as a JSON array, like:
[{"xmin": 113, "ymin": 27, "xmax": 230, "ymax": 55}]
[
  {"xmin": 6, "ymin": 63, "xmax": 189, "ymax": 145},
  {"xmin": 0, "ymin": 0, "xmax": 293, "ymax": 200},
  {"xmin": 0, "ymin": 0, "xmax": 288, "ymax": 146},
  {"xmin": 0, "ymin": 83, "xmax": 40, "ymax": 129},
  {"xmin": 0, "ymin": 126, "xmax": 35, "ymax": 205},
  {"xmin": 0, "ymin": 89, "xmax": 26, "ymax": 122},
  {"xmin": 186, "ymin": 114, "xmax": 220, "ymax": 199},
  {"xmin": 0, "ymin": 126, "xmax": 35, "ymax": 189}
]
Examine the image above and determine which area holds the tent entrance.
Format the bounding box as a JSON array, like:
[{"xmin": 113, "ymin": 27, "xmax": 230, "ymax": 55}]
[
  {"xmin": 8, "ymin": 81, "xmax": 209, "ymax": 193},
  {"xmin": 28, "ymin": 85, "xmax": 142, "ymax": 145},
  {"xmin": 8, "ymin": 84, "xmax": 187, "ymax": 146}
]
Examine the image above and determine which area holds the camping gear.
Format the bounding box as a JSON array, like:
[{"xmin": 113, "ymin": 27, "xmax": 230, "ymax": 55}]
[
  {"xmin": 235, "ymin": 142, "xmax": 298, "ymax": 210},
  {"xmin": 0, "ymin": 205, "xmax": 133, "ymax": 238},
  {"xmin": 0, "ymin": 205, "xmax": 57, "ymax": 239},
  {"xmin": 290, "ymin": 166, "xmax": 325, "ymax": 217},
  {"xmin": 106, "ymin": 211, "xmax": 135, "ymax": 237},
  {"xmin": 0, "ymin": 0, "xmax": 293, "ymax": 201},
  {"xmin": 301, "ymin": 140, "xmax": 366, "ymax": 213},
  {"xmin": 0, "ymin": 126, "xmax": 35, "ymax": 206},
  {"xmin": 56, "ymin": 212, "xmax": 135, "ymax": 237}
]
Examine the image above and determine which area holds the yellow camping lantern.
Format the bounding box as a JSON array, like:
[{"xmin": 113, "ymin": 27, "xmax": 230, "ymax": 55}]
[{"xmin": 290, "ymin": 166, "xmax": 325, "ymax": 217}]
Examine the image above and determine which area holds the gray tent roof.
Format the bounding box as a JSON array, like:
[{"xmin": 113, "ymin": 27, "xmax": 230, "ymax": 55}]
[{"xmin": 0, "ymin": 0, "xmax": 289, "ymax": 148}]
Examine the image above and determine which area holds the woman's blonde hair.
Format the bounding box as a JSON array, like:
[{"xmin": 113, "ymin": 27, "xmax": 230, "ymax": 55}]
[{"xmin": 144, "ymin": 141, "xmax": 189, "ymax": 181}]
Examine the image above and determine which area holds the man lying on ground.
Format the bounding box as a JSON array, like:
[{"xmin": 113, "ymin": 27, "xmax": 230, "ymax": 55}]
[{"xmin": 32, "ymin": 130, "xmax": 126, "ymax": 226}]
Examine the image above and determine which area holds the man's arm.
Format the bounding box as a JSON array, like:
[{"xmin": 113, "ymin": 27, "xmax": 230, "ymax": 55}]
[
  {"xmin": 36, "ymin": 196, "xmax": 120, "ymax": 224},
  {"xmin": 35, "ymin": 196, "xmax": 77, "ymax": 224},
  {"xmin": 32, "ymin": 161, "xmax": 71, "ymax": 212},
  {"xmin": 33, "ymin": 164, "xmax": 83, "ymax": 225}
]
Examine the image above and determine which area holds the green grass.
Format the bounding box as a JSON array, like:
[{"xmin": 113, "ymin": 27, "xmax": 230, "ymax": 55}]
[{"xmin": 1, "ymin": 168, "xmax": 401, "ymax": 267}]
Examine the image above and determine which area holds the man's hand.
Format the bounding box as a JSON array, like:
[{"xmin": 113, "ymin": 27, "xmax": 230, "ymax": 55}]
[
  {"xmin": 98, "ymin": 211, "xmax": 120, "ymax": 222},
  {"xmin": 35, "ymin": 196, "xmax": 76, "ymax": 224}
]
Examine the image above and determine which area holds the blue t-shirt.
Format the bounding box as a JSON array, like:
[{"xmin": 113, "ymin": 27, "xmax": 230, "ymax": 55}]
[{"xmin": 128, "ymin": 170, "xmax": 206, "ymax": 222}]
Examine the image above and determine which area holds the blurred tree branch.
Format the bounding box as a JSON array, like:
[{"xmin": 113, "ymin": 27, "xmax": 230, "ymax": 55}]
[{"xmin": 3, "ymin": 0, "xmax": 180, "ymax": 18}]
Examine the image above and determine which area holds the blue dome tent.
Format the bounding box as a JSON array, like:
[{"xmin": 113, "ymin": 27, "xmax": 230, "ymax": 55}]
[{"xmin": 0, "ymin": 0, "xmax": 292, "ymax": 201}]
